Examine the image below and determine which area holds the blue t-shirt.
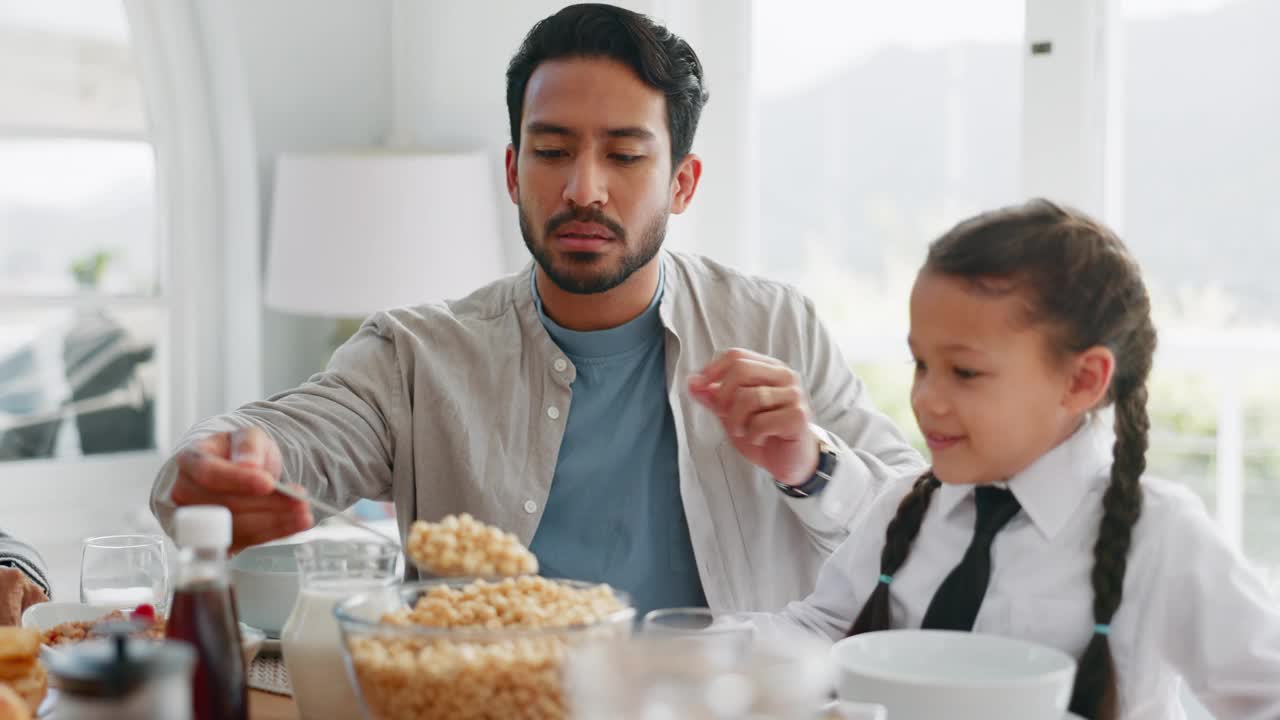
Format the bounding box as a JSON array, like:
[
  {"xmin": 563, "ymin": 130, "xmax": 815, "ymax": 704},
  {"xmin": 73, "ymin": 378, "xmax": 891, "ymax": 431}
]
[{"xmin": 528, "ymin": 270, "xmax": 707, "ymax": 616}]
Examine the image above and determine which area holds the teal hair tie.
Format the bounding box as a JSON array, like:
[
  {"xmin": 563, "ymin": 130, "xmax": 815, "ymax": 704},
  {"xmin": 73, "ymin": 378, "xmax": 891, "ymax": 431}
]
[
  {"xmin": 1093, "ymin": 624, "xmax": 1111, "ymax": 636},
  {"xmin": 878, "ymin": 574, "xmax": 893, "ymax": 585}
]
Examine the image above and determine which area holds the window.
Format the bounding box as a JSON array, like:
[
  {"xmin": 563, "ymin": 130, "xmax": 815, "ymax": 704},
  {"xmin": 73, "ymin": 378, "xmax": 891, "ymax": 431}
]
[
  {"xmin": 0, "ymin": 0, "xmax": 261, "ymax": 600},
  {"xmin": 752, "ymin": 0, "xmax": 1280, "ymax": 587},
  {"xmin": 0, "ymin": 1, "xmax": 160, "ymax": 462},
  {"xmin": 752, "ymin": 0, "xmax": 1026, "ymax": 446},
  {"xmin": 1120, "ymin": 0, "xmax": 1280, "ymax": 578}
]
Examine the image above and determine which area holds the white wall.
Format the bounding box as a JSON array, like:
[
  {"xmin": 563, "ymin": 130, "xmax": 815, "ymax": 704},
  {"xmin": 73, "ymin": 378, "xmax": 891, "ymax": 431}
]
[
  {"xmin": 222, "ymin": 0, "xmax": 392, "ymax": 393},
  {"xmin": 652, "ymin": 0, "xmax": 758, "ymax": 270}
]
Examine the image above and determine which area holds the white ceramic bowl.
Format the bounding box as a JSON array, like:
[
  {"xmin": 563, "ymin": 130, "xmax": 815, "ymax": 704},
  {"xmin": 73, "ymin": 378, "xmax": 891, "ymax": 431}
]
[
  {"xmin": 22, "ymin": 601, "xmax": 118, "ymax": 633},
  {"xmin": 831, "ymin": 630, "xmax": 1076, "ymax": 720},
  {"xmin": 22, "ymin": 601, "xmax": 264, "ymax": 668},
  {"xmin": 228, "ymin": 542, "xmax": 301, "ymax": 637}
]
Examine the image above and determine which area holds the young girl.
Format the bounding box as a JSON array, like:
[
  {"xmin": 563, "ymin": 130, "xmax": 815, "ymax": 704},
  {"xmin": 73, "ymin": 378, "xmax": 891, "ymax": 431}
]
[{"xmin": 750, "ymin": 199, "xmax": 1280, "ymax": 719}]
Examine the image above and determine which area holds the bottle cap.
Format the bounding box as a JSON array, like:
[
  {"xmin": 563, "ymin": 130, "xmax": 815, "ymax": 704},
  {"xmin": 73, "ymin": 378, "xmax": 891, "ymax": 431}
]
[{"xmin": 174, "ymin": 506, "xmax": 232, "ymax": 549}]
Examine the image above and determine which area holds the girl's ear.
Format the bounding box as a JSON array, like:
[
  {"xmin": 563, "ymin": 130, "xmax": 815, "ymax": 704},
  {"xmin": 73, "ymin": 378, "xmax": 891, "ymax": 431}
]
[{"xmin": 1063, "ymin": 345, "xmax": 1115, "ymax": 413}]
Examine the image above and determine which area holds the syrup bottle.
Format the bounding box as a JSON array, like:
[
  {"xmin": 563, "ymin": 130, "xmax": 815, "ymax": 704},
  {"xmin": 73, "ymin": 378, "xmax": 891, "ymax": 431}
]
[{"xmin": 165, "ymin": 506, "xmax": 248, "ymax": 720}]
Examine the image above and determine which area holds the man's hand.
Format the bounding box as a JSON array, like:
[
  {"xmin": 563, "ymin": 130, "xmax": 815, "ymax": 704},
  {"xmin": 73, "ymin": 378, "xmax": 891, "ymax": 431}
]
[
  {"xmin": 0, "ymin": 567, "xmax": 47, "ymax": 626},
  {"xmin": 170, "ymin": 426, "xmax": 313, "ymax": 551},
  {"xmin": 688, "ymin": 348, "xmax": 820, "ymax": 487}
]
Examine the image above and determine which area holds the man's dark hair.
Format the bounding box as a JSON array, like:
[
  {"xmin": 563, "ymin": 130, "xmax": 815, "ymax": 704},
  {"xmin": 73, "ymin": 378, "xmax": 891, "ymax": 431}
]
[{"xmin": 506, "ymin": 3, "xmax": 709, "ymax": 169}]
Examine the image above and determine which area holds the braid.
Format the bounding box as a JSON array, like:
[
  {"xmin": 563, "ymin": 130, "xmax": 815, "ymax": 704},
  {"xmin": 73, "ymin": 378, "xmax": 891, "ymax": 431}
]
[
  {"xmin": 1069, "ymin": 378, "xmax": 1150, "ymax": 720},
  {"xmin": 846, "ymin": 472, "xmax": 941, "ymax": 637}
]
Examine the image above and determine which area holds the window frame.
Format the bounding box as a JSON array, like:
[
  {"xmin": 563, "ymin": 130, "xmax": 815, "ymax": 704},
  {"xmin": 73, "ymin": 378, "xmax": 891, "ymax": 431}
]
[{"xmin": 0, "ymin": 0, "xmax": 261, "ymax": 598}]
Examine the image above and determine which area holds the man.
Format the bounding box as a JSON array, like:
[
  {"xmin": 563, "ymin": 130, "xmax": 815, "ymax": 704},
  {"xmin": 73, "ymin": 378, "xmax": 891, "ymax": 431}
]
[
  {"xmin": 0, "ymin": 531, "xmax": 51, "ymax": 625},
  {"xmin": 151, "ymin": 3, "xmax": 922, "ymax": 614}
]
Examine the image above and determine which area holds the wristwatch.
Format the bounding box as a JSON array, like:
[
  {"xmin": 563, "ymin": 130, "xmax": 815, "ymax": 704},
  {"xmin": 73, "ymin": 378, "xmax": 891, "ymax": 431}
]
[{"xmin": 774, "ymin": 437, "xmax": 838, "ymax": 498}]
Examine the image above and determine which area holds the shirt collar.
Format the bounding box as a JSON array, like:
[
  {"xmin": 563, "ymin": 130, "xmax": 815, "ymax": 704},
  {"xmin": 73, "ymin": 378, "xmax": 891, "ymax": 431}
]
[
  {"xmin": 530, "ymin": 258, "xmax": 666, "ymax": 360},
  {"xmin": 933, "ymin": 419, "xmax": 1113, "ymax": 541},
  {"xmin": 657, "ymin": 251, "xmax": 678, "ymax": 333}
]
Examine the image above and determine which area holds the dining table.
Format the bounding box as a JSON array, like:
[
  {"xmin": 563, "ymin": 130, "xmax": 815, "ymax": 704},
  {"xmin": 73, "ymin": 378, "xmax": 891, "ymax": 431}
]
[{"xmin": 249, "ymin": 689, "xmax": 298, "ymax": 719}]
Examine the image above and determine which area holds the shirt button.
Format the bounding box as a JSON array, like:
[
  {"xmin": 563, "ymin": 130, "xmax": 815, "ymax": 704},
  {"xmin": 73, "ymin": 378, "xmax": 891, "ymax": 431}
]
[
  {"xmin": 523, "ymin": 500, "xmax": 537, "ymax": 514},
  {"xmin": 546, "ymin": 406, "xmax": 560, "ymax": 420},
  {"xmin": 553, "ymin": 358, "xmax": 568, "ymax": 372}
]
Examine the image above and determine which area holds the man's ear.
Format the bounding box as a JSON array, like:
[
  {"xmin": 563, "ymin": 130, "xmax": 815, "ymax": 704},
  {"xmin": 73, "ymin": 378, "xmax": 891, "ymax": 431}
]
[
  {"xmin": 505, "ymin": 144, "xmax": 519, "ymax": 205},
  {"xmin": 669, "ymin": 153, "xmax": 702, "ymax": 214}
]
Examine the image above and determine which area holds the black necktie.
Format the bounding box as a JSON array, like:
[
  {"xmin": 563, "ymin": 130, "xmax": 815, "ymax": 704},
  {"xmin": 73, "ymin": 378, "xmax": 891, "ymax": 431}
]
[{"xmin": 920, "ymin": 486, "xmax": 1022, "ymax": 631}]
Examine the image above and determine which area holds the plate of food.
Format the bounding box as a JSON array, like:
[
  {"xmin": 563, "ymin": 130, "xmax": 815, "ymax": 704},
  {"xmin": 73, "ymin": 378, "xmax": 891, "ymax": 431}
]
[
  {"xmin": 21, "ymin": 601, "xmax": 263, "ymax": 667},
  {"xmin": 22, "ymin": 602, "xmax": 162, "ymax": 651}
]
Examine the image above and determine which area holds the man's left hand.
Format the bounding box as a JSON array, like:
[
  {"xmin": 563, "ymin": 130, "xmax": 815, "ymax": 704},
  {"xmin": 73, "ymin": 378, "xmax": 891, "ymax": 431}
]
[
  {"xmin": 0, "ymin": 567, "xmax": 48, "ymax": 627},
  {"xmin": 688, "ymin": 348, "xmax": 820, "ymax": 487}
]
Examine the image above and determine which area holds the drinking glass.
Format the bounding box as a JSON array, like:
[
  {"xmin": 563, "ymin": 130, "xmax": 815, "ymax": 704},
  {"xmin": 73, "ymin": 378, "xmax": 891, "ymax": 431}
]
[
  {"xmin": 642, "ymin": 607, "xmax": 754, "ymax": 656},
  {"xmin": 80, "ymin": 534, "xmax": 169, "ymax": 613},
  {"xmin": 569, "ymin": 615, "xmax": 835, "ymax": 719}
]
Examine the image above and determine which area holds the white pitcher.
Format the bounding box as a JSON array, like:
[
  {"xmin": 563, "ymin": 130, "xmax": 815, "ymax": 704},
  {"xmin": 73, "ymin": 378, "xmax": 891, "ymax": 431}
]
[{"xmin": 280, "ymin": 541, "xmax": 398, "ymax": 720}]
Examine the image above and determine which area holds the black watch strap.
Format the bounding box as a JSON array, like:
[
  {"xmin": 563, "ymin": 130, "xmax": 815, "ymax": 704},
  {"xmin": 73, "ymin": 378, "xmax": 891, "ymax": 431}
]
[{"xmin": 775, "ymin": 441, "xmax": 837, "ymax": 498}]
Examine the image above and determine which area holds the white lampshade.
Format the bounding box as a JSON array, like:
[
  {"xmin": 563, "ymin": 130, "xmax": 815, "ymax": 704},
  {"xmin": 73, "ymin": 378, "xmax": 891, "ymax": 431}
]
[{"xmin": 265, "ymin": 151, "xmax": 505, "ymax": 316}]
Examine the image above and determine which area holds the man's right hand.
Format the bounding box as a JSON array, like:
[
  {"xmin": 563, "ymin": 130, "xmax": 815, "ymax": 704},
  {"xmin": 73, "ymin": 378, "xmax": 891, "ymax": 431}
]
[{"xmin": 170, "ymin": 427, "xmax": 314, "ymax": 551}]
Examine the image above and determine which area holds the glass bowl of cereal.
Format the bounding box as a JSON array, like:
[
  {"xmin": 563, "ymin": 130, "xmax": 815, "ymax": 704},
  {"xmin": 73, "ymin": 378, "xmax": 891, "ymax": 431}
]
[{"xmin": 334, "ymin": 576, "xmax": 634, "ymax": 720}]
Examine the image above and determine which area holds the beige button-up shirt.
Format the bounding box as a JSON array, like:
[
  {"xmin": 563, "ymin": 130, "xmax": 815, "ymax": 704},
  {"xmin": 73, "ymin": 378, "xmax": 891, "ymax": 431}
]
[{"xmin": 152, "ymin": 251, "xmax": 924, "ymax": 612}]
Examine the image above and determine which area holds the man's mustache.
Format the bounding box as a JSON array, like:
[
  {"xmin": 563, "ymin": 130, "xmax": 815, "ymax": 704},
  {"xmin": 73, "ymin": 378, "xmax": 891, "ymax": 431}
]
[{"xmin": 545, "ymin": 206, "xmax": 627, "ymax": 241}]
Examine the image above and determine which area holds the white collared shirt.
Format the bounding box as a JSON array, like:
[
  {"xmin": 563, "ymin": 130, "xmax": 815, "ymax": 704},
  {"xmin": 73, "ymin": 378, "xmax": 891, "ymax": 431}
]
[{"xmin": 749, "ymin": 422, "xmax": 1280, "ymax": 719}]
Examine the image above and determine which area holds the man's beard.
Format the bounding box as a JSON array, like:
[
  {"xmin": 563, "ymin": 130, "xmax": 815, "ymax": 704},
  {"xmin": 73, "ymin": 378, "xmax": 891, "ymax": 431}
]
[{"xmin": 519, "ymin": 201, "xmax": 667, "ymax": 295}]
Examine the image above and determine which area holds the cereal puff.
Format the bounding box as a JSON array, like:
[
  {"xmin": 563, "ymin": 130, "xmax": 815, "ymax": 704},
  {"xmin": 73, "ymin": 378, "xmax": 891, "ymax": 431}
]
[{"xmin": 407, "ymin": 514, "xmax": 538, "ymax": 578}]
